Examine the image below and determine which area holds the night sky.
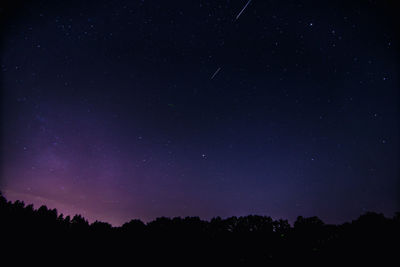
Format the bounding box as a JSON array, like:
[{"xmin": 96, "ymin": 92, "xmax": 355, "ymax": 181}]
[{"xmin": 1, "ymin": 0, "xmax": 398, "ymax": 226}]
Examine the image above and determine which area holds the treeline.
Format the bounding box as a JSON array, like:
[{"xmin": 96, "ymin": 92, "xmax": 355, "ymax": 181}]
[{"xmin": 0, "ymin": 192, "xmax": 399, "ymax": 265}]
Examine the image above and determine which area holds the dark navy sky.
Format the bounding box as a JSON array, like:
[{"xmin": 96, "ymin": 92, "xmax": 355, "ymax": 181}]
[{"xmin": 1, "ymin": 0, "xmax": 399, "ymax": 226}]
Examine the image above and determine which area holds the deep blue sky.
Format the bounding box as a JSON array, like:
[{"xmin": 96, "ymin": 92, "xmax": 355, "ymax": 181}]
[{"xmin": 1, "ymin": 0, "xmax": 399, "ymax": 225}]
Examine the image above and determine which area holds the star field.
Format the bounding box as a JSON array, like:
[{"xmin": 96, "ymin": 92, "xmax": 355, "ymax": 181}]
[{"xmin": 1, "ymin": 0, "xmax": 398, "ymax": 225}]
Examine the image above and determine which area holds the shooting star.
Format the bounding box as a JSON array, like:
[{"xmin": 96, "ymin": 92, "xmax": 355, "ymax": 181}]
[
  {"xmin": 211, "ymin": 67, "xmax": 221, "ymax": 80},
  {"xmin": 235, "ymin": 0, "xmax": 252, "ymax": 21}
]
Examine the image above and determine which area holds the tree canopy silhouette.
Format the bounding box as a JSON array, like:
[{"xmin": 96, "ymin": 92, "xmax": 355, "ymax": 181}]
[{"xmin": 0, "ymin": 192, "xmax": 398, "ymax": 265}]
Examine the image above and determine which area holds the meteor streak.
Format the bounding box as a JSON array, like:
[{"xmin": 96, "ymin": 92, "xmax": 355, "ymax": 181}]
[
  {"xmin": 211, "ymin": 67, "xmax": 221, "ymax": 80},
  {"xmin": 235, "ymin": 0, "xmax": 252, "ymax": 21}
]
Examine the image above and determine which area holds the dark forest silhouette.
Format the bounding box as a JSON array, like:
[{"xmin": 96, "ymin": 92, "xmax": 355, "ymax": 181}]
[{"xmin": 1, "ymin": 192, "xmax": 398, "ymax": 265}]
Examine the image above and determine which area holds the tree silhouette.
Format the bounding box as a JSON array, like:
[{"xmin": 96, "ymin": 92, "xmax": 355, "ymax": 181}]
[{"xmin": 0, "ymin": 192, "xmax": 398, "ymax": 265}]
